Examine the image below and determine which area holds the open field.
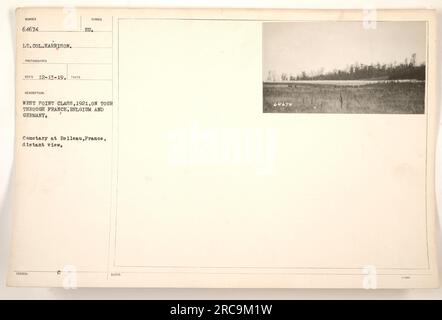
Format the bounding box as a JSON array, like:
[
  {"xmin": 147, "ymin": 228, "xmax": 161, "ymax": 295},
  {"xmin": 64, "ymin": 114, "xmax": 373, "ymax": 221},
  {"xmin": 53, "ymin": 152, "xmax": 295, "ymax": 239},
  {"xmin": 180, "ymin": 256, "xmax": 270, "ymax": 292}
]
[{"xmin": 263, "ymin": 82, "xmax": 425, "ymax": 114}]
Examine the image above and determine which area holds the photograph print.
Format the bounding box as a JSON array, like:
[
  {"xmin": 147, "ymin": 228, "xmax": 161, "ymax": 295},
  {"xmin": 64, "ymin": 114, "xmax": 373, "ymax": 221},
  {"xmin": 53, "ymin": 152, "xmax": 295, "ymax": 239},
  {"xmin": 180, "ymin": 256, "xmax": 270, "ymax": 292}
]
[{"xmin": 263, "ymin": 21, "xmax": 426, "ymax": 114}]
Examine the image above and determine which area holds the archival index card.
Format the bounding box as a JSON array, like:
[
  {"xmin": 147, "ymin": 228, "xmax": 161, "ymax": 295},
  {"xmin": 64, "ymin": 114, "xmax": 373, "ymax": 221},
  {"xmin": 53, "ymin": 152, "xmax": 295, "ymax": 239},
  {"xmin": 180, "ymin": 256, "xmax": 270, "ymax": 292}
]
[{"xmin": 8, "ymin": 8, "xmax": 439, "ymax": 288}]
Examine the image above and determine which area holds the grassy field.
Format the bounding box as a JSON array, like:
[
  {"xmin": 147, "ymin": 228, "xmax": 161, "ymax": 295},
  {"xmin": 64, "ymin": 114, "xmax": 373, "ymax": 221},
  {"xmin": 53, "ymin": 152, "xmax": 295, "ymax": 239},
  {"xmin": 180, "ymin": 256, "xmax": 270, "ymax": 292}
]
[{"xmin": 263, "ymin": 82, "xmax": 425, "ymax": 114}]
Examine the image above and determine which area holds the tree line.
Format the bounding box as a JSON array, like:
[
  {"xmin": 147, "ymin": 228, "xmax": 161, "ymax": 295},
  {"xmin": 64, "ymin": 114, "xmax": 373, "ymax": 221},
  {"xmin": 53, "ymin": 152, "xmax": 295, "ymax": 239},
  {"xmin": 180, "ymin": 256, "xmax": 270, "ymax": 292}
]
[{"xmin": 268, "ymin": 54, "xmax": 425, "ymax": 82}]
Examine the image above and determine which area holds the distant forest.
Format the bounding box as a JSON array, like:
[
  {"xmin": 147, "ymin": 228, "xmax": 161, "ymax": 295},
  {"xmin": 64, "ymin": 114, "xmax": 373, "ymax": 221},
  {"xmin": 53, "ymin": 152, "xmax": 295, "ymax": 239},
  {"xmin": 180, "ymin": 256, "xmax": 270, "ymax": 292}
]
[{"xmin": 268, "ymin": 53, "xmax": 426, "ymax": 81}]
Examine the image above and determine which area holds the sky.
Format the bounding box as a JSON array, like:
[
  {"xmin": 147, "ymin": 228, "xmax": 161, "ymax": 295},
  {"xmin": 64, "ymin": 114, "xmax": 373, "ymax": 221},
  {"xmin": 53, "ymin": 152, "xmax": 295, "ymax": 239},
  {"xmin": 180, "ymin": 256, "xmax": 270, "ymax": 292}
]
[{"xmin": 262, "ymin": 21, "xmax": 426, "ymax": 79}]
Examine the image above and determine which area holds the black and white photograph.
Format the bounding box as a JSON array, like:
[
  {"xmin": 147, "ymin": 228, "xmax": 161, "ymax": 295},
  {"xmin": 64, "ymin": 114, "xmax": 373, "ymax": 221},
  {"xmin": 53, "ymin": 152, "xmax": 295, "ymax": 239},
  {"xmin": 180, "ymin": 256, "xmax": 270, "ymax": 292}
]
[
  {"xmin": 263, "ymin": 22, "xmax": 427, "ymax": 114},
  {"xmin": 2, "ymin": 2, "xmax": 441, "ymax": 301}
]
